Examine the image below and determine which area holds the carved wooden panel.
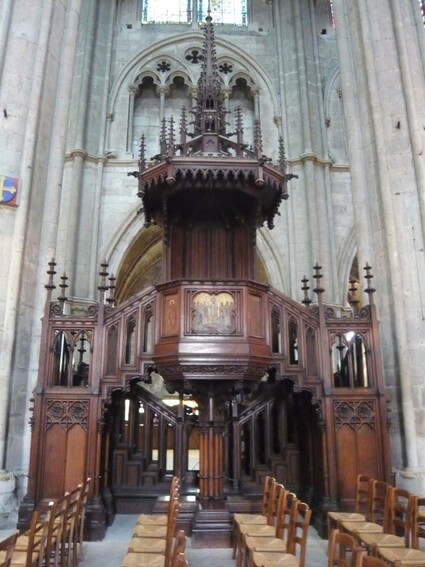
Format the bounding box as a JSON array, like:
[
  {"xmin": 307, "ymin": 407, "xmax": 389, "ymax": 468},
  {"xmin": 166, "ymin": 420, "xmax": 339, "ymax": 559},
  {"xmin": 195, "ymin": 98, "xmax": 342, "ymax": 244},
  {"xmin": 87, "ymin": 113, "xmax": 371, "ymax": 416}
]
[
  {"xmin": 41, "ymin": 421, "xmax": 87, "ymax": 499},
  {"xmin": 46, "ymin": 400, "xmax": 89, "ymax": 430},
  {"xmin": 333, "ymin": 398, "xmax": 380, "ymax": 509}
]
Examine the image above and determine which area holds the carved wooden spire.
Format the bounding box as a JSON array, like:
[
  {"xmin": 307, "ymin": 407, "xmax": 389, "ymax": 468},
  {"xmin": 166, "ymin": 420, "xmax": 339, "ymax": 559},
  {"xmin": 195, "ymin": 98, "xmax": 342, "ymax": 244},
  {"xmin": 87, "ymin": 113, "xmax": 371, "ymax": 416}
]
[{"xmin": 193, "ymin": 12, "xmax": 226, "ymax": 138}]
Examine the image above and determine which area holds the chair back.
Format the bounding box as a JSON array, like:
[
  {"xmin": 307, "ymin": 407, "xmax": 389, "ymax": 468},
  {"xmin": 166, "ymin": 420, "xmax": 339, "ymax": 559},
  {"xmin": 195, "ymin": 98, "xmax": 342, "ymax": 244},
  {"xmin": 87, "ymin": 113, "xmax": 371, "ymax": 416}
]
[
  {"xmin": 355, "ymin": 475, "xmax": 372, "ymax": 516},
  {"xmin": 369, "ymin": 481, "xmax": 392, "ymax": 529},
  {"xmin": 164, "ymin": 498, "xmax": 180, "ymax": 567},
  {"xmin": 173, "ymin": 552, "xmax": 188, "ymax": 567},
  {"xmin": 0, "ymin": 530, "xmax": 19, "ymax": 567},
  {"xmin": 170, "ymin": 529, "xmax": 187, "ymax": 567},
  {"xmin": 286, "ymin": 501, "xmax": 312, "ymax": 567},
  {"xmin": 359, "ymin": 553, "xmax": 388, "ymax": 567},
  {"xmin": 410, "ymin": 496, "xmax": 425, "ymax": 549},
  {"xmin": 264, "ymin": 479, "xmax": 280, "ymax": 525},
  {"xmin": 275, "ymin": 491, "xmax": 297, "ymax": 542},
  {"xmin": 37, "ymin": 501, "xmax": 57, "ymax": 567},
  {"xmin": 388, "ymin": 487, "xmax": 411, "ymax": 541},
  {"xmin": 328, "ymin": 529, "xmax": 362, "ymax": 567},
  {"xmin": 261, "ymin": 475, "xmax": 276, "ymax": 517}
]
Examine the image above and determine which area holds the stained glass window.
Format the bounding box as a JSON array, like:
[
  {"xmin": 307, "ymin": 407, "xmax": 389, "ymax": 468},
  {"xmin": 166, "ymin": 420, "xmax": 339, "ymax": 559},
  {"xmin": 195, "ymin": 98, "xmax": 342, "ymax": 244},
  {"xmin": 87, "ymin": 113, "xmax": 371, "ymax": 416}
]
[
  {"xmin": 198, "ymin": 0, "xmax": 247, "ymax": 25},
  {"xmin": 141, "ymin": 0, "xmax": 193, "ymax": 24},
  {"xmin": 141, "ymin": 0, "xmax": 247, "ymax": 26},
  {"xmin": 420, "ymin": 0, "xmax": 425, "ymax": 24}
]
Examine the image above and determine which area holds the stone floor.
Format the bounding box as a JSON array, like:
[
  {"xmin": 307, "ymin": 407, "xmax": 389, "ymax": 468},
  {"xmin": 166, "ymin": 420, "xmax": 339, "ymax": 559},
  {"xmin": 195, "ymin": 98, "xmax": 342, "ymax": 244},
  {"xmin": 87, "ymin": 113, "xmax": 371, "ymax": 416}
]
[
  {"xmin": 0, "ymin": 513, "xmax": 329, "ymax": 567},
  {"xmin": 79, "ymin": 515, "xmax": 329, "ymax": 567}
]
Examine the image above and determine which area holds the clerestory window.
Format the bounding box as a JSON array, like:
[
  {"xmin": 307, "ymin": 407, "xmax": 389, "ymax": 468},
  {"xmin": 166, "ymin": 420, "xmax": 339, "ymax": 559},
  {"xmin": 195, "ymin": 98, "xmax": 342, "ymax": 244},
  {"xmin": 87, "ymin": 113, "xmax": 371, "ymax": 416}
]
[{"xmin": 141, "ymin": 0, "xmax": 247, "ymax": 26}]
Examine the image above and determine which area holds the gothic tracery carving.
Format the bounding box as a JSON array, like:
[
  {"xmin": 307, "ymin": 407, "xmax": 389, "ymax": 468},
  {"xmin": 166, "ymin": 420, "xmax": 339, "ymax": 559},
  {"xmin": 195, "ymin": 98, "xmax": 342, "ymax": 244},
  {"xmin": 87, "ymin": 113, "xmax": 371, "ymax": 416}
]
[
  {"xmin": 334, "ymin": 400, "xmax": 375, "ymax": 431},
  {"xmin": 46, "ymin": 400, "xmax": 89, "ymax": 430}
]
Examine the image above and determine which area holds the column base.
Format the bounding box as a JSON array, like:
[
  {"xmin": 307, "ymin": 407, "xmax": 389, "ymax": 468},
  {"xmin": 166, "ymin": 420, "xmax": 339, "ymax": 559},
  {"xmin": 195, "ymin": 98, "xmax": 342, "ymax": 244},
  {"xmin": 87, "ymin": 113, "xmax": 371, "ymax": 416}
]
[
  {"xmin": 0, "ymin": 471, "xmax": 18, "ymax": 529},
  {"xmin": 395, "ymin": 468, "xmax": 425, "ymax": 494}
]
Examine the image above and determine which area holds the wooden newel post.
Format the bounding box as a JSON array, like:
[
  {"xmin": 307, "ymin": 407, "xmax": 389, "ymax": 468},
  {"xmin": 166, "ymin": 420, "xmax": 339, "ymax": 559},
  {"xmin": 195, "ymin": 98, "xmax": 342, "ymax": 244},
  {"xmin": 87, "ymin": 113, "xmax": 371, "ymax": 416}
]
[
  {"xmin": 199, "ymin": 425, "xmax": 224, "ymax": 499},
  {"xmin": 197, "ymin": 391, "xmax": 225, "ymax": 500}
]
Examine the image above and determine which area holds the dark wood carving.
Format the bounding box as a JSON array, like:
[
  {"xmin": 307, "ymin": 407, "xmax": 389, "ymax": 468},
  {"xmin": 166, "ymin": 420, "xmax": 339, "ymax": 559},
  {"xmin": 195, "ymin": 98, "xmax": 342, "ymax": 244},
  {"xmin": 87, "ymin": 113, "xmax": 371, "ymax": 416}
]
[{"xmin": 19, "ymin": 18, "xmax": 392, "ymax": 542}]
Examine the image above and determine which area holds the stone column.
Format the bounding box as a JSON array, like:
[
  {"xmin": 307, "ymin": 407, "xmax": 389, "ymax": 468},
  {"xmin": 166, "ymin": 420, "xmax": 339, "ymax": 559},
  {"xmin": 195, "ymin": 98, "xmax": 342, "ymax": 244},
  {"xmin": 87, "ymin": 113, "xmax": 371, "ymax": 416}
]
[
  {"xmin": 251, "ymin": 87, "xmax": 260, "ymax": 120},
  {"xmin": 157, "ymin": 84, "xmax": 168, "ymax": 122},
  {"xmin": 0, "ymin": 0, "xmax": 13, "ymax": 81},
  {"xmin": 222, "ymin": 86, "xmax": 231, "ymax": 113},
  {"xmin": 126, "ymin": 84, "xmax": 138, "ymax": 154},
  {"xmin": 0, "ymin": 0, "xmax": 54, "ymax": 510},
  {"xmin": 333, "ymin": 0, "xmax": 425, "ymax": 478}
]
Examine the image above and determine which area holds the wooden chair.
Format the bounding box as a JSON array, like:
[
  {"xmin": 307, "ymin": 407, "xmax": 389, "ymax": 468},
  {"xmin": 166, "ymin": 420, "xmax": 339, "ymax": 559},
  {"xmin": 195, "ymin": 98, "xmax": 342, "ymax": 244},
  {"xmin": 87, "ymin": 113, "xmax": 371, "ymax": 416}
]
[
  {"xmin": 357, "ymin": 489, "xmax": 412, "ymax": 554},
  {"xmin": 233, "ymin": 476, "xmax": 276, "ymax": 560},
  {"xmin": 136, "ymin": 476, "xmax": 180, "ymax": 526},
  {"xmin": 340, "ymin": 482, "xmax": 393, "ymax": 538},
  {"xmin": 0, "ymin": 530, "xmax": 19, "ymax": 567},
  {"xmin": 328, "ymin": 529, "xmax": 363, "ymax": 567},
  {"xmin": 251, "ymin": 501, "xmax": 312, "ymax": 567},
  {"xmin": 410, "ymin": 496, "xmax": 425, "ymax": 550},
  {"xmin": 8, "ymin": 502, "xmax": 55, "ymax": 567},
  {"xmin": 122, "ymin": 528, "xmax": 186, "ymax": 567},
  {"xmin": 133, "ymin": 482, "xmax": 179, "ymax": 539},
  {"xmin": 328, "ymin": 475, "xmax": 373, "ymax": 535},
  {"xmin": 375, "ymin": 495, "xmax": 425, "ymax": 567},
  {"xmin": 359, "ymin": 555, "xmax": 388, "ymax": 567},
  {"xmin": 75, "ymin": 477, "xmax": 91, "ymax": 561},
  {"xmin": 50, "ymin": 492, "xmax": 72, "ymax": 567},
  {"xmin": 126, "ymin": 498, "xmax": 180, "ymax": 567},
  {"xmin": 173, "ymin": 553, "xmax": 188, "ymax": 567},
  {"xmin": 235, "ymin": 483, "xmax": 286, "ymax": 564},
  {"xmin": 242, "ymin": 494, "xmax": 299, "ymax": 567},
  {"xmin": 61, "ymin": 484, "xmax": 83, "ymax": 567}
]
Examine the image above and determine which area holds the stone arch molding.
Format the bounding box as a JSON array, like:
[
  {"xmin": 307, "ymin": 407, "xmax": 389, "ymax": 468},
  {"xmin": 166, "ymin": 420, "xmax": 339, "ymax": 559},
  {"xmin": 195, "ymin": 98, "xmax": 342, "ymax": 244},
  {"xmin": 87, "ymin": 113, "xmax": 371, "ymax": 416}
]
[
  {"xmin": 323, "ymin": 65, "xmax": 348, "ymax": 164},
  {"xmin": 107, "ymin": 32, "xmax": 281, "ymax": 157}
]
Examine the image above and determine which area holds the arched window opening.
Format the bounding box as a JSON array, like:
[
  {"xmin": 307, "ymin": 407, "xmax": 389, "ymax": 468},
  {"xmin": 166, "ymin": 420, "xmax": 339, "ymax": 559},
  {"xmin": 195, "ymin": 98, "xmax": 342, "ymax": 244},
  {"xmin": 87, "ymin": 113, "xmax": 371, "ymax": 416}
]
[
  {"xmin": 165, "ymin": 76, "xmax": 191, "ymax": 123},
  {"xmin": 229, "ymin": 78, "xmax": 255, "ymax": 148},
  {"xmin": 241, "ymin": 422, "xmax": 251, "ymax": 475},
  {"xmin": 271, "ymin": 401, "xmax": 281, "ymax": 454},
  {"xmin": 286, "ymin": 392, "xmax": 296, "ymax": 445},
  {"xmin": 52, "ymin": 330, "xmax": 71, "ymax": 386},
  {"xmin": 133, "ymin": 77, "xmax": 160, "ymax": 159},
  {"xmin": 332, "ymin": 332, "xmax": 370, "ymax": 388},
  {"xmin": 256, "ymin": 410, "xmax": 266, "ymax": 465},
  {"xmin": 125, "ymin": 316, "xmax": 137, "ymax": 365},
  {"xmin": 151, "ymin": 411, "xmax": 160, "ymax": 463},
  {"xmin": 271, "ymin": 306, "xmax": 281, "ymax": 354},
  {"xmin": 288, "ymin": 318, "xmax": 298, "ymax": 365},
  {"xmin": 165, "ymin": 421, "xmax": 175, "ymax": 472},
  {"xmin": 305, "ymin": 327, "xmax": 318, "ymax": 376},
  {"xmin": 348, "ymin": 254, "xmax": 361, "ymax": 309},
  {"xmin": 137, "ymin": 401, "xmax": 146, "ymax": 453},
  {"xmin": 143, "ymin": 310, "xmax": 154, "ymax": 353},
  {"xmin": 72, "ymin": 331, "xmax": 91, "ymax": 386},
  {"xmin": 106, "ymin": 325, "xmax": 119, "ymax": 375}
]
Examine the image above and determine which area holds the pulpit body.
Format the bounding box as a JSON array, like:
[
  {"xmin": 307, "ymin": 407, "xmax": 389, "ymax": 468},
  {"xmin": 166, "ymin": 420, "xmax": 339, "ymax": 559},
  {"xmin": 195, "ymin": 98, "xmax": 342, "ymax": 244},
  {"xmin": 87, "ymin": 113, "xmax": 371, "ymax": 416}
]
[{"xmin": 19, "ymin": 15, "xmax": 392, "ymax": 540}]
